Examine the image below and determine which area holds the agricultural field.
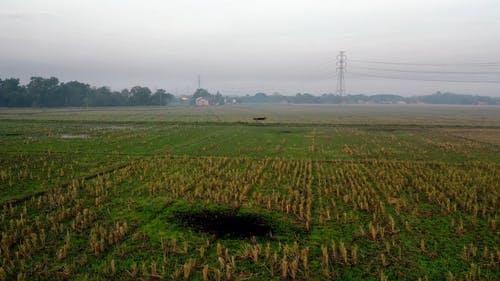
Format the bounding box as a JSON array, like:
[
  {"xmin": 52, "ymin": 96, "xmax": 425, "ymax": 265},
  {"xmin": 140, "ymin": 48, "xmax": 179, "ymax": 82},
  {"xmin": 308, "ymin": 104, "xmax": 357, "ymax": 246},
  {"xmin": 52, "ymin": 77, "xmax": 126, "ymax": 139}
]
[{"xmin": 0, "ymin": 105, "xmax": 498, "ymax": 280}]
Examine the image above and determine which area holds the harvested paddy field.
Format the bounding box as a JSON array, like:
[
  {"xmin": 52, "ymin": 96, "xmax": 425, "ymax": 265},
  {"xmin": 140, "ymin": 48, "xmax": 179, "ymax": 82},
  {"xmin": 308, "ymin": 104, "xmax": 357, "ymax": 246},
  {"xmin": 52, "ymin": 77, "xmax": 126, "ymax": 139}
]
[{"xmin": 0, "ymin": 105, "xmax": 498, "ymax": 280}]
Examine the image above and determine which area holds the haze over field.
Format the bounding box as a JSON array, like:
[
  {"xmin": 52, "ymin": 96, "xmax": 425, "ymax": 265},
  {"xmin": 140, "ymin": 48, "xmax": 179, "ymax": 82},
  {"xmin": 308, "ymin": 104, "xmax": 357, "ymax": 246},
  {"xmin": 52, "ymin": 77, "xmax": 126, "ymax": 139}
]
[{"xmin": 1, "ymin": 0, "xmax": 500, "ymax": 96}]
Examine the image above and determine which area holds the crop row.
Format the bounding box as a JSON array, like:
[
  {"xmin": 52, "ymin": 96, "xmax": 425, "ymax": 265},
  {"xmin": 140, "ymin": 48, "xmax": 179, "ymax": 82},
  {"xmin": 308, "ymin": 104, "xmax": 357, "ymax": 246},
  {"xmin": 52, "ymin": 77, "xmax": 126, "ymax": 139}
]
[{"xmin": 0, "ymin": 156, "xmax": 498, "ymax": 280}]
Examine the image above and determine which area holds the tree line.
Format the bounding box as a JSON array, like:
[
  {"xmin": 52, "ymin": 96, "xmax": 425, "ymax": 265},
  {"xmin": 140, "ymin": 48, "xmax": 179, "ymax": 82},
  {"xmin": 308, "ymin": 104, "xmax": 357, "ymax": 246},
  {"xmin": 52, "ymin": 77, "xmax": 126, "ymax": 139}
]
[
  {"xmin": 0, "ymin": 77, "xmax": 174, "ymax": 107},
  {"xmin": 1, "ymin": 76, "xmax": 498, "ymax": 107},
  {"xmin": 240, "ymin": 92, "xmax": 500, "ymax": 105}
]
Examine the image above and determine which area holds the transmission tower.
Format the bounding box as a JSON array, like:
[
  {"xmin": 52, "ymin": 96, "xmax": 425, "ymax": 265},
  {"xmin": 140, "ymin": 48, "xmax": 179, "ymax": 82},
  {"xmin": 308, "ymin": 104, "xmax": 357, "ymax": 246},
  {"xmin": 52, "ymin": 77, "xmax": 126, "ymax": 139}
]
[{"xmin": 336, "ymin": 51, "xmax": 347, "ymax": 96}]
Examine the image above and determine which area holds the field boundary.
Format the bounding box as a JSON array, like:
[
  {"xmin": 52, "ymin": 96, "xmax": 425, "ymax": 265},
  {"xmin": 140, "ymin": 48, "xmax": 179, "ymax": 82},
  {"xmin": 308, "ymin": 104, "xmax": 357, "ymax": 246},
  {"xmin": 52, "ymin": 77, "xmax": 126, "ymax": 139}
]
[{"xmin": 2, "ymin": 118, "xmax": 500, "ymax": 129}]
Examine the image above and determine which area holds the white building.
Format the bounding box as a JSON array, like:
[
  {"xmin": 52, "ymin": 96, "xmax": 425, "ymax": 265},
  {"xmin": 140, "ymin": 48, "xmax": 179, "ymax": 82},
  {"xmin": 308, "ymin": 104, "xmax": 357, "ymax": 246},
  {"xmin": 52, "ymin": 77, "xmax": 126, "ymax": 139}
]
[{"xmin": 195, "ymin": 97, "xmax": 209, "ymax": 106}]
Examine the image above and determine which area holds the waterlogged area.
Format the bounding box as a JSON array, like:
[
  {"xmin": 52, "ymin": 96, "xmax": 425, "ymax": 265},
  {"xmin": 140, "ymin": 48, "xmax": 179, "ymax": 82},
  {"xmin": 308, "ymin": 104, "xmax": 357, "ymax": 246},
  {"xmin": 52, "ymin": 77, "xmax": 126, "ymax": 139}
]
[{"xmin": 60, "ymin": 134, "xmax": 90, "ymax": 139}]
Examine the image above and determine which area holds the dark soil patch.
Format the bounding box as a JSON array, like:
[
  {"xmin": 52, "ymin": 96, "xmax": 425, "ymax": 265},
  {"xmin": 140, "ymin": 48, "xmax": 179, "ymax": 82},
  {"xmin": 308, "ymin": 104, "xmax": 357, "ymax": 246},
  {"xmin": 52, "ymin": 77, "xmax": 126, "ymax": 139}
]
[{"xmin": 173, "ymin": 209, "xmax": 273, "ymax": 239}]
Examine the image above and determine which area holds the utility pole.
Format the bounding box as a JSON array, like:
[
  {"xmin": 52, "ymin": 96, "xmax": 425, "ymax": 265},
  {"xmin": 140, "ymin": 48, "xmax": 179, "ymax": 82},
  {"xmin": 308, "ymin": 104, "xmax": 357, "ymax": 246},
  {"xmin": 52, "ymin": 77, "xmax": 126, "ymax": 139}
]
[
  {"xmin": 198, "ymin": 74, "xmax": 201, "ymax": 89},
  {"xmin": 336, "ymin": 51, "xmax": 347, "ymax": 96}
]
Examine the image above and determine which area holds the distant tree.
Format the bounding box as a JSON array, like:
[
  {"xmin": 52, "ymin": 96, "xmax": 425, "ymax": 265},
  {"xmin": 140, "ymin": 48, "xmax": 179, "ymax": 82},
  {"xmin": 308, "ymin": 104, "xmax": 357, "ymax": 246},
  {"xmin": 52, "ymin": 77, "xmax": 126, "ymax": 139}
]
[
  {"xmin": 320, "ymin": 94, "xmax": 341, "ymax": 104},
  {"xmin": 151, "ymin": 89, "xmax": 174, "ymax": 106},
  {"xmin": 121, "ymin": 89, "xmax": 130, "ymax": 98},
  {"xmin": 114, "ymin": 90, "xmax": 129, "ymax": 106},
  {"xmin": 59, "ymin": 81, "xmax": 91, "ymax": 107},
  {"xmin": 269, "ymin": 93, "xmax": 286, "ymax": 103},
  {"xmin": 414, "ymin": 91, "xmax": 498, "ymax": 105},
  {"xmin": 367, "ymin": 94, "xmax": 406, "ymax": 104},
  {"xmin": 191, "ymin": 88, "xmax": 211, "ymax": 105},
  {"xmin": 129, "ymin": 86, "xmax": 151, "ymax": 106},
  {"xmin": 0, "ymin": 78, "xmax": 28, "ymax": 106},
  {"xmin": 253, "ymin": 92, "xmax": 267, "ymax": 102},
  {"xmin": 27, "ymin": 76, "xmax": 60, "ymax": 106},
  {"xmin": 89, "ymin": 86, "xmax": 113, "ymax": 106},
  {"xmin": 291, "ymin": 93, "xmax": 320, "ymax": 103},
  {"xmin": 213, "ymin": 91, "xmax": 225, "ymax": 105},
  {"xmin": 0, "ymin": 78, "xmax": 3, "ymax": 106}
]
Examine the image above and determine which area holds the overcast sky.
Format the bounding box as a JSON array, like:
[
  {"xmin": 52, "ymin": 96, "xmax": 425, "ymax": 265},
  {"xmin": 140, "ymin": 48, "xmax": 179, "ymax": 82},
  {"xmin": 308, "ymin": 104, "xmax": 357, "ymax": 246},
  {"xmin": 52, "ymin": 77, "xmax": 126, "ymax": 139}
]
[{"xmin": 1, "ymin": 0, "xmax": 500, "ymax": 96}]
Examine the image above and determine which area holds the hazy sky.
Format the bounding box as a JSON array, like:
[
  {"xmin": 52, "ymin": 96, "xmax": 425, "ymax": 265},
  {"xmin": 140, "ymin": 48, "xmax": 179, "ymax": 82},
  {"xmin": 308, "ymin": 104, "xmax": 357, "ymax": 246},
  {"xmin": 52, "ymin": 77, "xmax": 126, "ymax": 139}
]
[{"xmin": 1, "ymin": 0, "xmax": 500, "ymax": 96}]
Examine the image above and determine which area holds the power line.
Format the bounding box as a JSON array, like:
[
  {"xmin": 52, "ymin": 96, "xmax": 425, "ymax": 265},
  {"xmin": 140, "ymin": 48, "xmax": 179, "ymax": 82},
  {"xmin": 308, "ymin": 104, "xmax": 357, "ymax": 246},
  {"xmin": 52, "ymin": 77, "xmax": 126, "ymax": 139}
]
[
  {"xmin": 348, "ymin": 66, "xmax": 500, "ymax": 74},
  {"xmin": 336, "ymin": 51, "xmax": 346, "ymax": 95},
  {"xmin": 349, "ymin": 59, "xmax": 500, "ymax": 67},
  {"xmin": 347, "ymin": 72, "xmax": 500, "ymax": 84}
]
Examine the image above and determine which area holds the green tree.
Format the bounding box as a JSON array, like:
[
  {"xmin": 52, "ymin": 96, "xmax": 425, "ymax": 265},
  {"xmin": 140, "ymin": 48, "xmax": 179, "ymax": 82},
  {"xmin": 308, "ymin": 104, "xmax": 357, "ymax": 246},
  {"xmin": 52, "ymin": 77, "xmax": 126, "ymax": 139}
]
[
  {"xmin": 213, "ymin": 91, "xmax": 225, "ymax": 105},
  {"xmin": 27, "ymin": 77, "xmax": 60, "ymax": 107},
  {"xmin": 291, "ymin": 93, "xmax": 320, "ymax": 104},
  {"xmin": 0, "ymin": 78, "xmax": 28, "ymax": 106},
  {"xmin": 129, "ymin": 86, "xmax": 151, "ymax": 106},
  {"xmin": 89, "ymin": 87, "xmax": 111, "ymax": 106},
  {"xmin": 59, "ymin": 81, "xmax": 91, "ymax": 107},
  {"xmin": 151, "ymin": 89, "xmax": 174, "ymax": 106}
]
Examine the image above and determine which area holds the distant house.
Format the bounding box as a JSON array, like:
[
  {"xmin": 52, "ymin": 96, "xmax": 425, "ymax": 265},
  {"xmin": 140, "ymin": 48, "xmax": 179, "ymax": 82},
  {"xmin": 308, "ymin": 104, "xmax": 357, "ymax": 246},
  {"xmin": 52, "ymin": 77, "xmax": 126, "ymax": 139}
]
[
  {"xmin": 180, "ymin": 95, "xmax": 190, "ymax": 101},
  {"xmin": 195, "ymin": 97, "xmax": 209, "ymax": 106}
]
